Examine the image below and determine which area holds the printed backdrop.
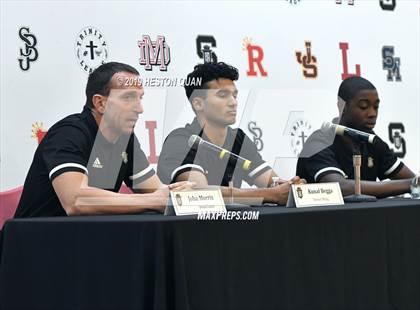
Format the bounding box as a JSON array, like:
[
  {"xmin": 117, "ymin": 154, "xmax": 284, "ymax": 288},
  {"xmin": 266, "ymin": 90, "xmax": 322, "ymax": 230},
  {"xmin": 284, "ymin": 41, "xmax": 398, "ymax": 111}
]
[{"xmin": 1, "ymin": 0, "xmax": 419, "ymax": 191}]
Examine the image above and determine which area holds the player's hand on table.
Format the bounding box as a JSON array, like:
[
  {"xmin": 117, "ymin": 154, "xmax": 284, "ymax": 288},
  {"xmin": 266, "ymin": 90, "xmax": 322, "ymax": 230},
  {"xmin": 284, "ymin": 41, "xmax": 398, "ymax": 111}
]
[
  {"xmin": 168, "ymin": 181, "xmax": 196, "ymax": 191},
  {"xmin": 289, "ymin": 176, "xmax": 306, "ymax": 185}
]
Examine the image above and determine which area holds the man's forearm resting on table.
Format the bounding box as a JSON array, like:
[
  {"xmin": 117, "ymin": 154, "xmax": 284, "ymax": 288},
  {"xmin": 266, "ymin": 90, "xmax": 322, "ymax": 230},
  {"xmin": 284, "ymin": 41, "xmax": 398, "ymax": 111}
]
[
  {"xmin": 52, "ymin": 172, "xmax": 167, "ymax": 215},
  {"xmin": 320, "ymin": 173, "xmax": 411, "ymax": 198}
]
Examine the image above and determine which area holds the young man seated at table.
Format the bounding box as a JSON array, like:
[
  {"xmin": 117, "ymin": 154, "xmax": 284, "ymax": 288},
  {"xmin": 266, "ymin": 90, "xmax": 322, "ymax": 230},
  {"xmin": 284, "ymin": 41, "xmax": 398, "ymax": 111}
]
[
  {"xmin": 296, "ymin": 76, "xmax": 415, "ymax": 198},
  {"xmin": 157, "ymin": 62, "xmax": 304, "ymax": 205}
]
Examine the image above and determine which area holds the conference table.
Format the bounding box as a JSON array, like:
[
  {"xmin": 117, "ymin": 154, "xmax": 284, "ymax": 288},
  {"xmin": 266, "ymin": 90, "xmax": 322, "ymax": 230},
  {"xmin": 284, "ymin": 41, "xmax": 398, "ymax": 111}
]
[{"xmin": 1, "ymin": 198, "xmax": 419, "ymax": 310}]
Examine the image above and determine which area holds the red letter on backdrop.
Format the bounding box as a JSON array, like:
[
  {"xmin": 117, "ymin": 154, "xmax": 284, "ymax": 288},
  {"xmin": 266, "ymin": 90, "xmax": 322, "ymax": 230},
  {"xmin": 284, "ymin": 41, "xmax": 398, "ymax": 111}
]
[
  {"xmin": 246, "ymin": 44, "xmax": 268, "ymax": 77},
  {"xmin": 339, "ymin": 42, "xmax": 361, "ymax": 80},
  {"xmin": 145, "ymin": 121, "xmax": 159, "ymax": 163}
]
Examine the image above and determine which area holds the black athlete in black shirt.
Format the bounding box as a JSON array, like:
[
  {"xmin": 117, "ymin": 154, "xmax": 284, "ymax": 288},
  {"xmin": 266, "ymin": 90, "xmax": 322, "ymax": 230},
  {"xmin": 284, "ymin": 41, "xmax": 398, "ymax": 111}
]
[{"xmin": 297, "ymin": 76, "xmax": 414, "ymax": 198}]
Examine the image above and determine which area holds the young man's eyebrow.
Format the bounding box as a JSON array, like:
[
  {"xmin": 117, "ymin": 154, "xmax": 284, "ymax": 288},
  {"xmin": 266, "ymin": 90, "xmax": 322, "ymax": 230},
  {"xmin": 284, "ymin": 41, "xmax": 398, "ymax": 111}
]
[
  {"xmin": 118, "ymin": 90, "xmax": 139, "ymax": 96},
  {"xmin": 358, "ymin": 98, "xmax": 380, "ymax": 102},
  {"xmin": 216, "ymin": 88, "xmax": 237, "ymax": 94}
]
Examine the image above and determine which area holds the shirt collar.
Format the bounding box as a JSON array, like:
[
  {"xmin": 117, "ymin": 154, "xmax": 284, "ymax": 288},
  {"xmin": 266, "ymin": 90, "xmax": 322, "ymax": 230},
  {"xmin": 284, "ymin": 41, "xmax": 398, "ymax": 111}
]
[
  {"xmin": 189, "ymin": 117, "xmax": 235, "ymax": 150},
  {"xmin": 82, "ymin": 106, "xmax": 129, "ymax": 149}
]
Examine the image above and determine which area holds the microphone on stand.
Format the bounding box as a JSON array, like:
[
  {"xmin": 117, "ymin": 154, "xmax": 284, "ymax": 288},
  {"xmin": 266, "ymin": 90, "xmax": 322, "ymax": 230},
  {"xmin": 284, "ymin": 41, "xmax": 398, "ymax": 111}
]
[
  {"xmin": 322, "ymin": 122, "xmax": 377, "ymax": 144},
  {"xmin": 188, "ymin": 135, "xmax": 252, "ymax": 171},
  {"xmin": 342, "ymin": 142, "xmax": 377, "ymax": 203}
]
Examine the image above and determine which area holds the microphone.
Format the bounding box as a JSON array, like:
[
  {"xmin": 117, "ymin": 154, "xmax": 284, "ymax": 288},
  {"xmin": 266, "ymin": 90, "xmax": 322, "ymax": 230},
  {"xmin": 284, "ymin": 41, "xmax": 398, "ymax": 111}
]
[
  {"xmin": 322, "ymin": 122, "xmax": 377, "ymax": 144},
  {"xmin": 187, "ymin": 135, "xmax": 252, "ymax": 171}
]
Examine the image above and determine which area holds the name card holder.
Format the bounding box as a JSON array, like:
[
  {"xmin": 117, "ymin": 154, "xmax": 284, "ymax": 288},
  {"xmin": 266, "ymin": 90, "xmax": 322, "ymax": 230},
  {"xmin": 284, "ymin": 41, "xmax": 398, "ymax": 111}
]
[
  {"xmin": 286, "ymin": 182, "xmax": 344, "ymax": 208},
  {"xmin": 168, "ymin": 188, "xmax": 226, "ymax": 216}
]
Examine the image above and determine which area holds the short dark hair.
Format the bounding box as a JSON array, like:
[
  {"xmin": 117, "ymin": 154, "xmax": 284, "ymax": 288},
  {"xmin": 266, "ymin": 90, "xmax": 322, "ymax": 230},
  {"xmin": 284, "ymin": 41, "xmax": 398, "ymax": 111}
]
[
  {"xmin": 338, "ymin": 76, "xmax": 376, "ymax": 103},
  {"xmin": 85, "ymin": 62, "xmax": 139, "ymax": 108},
  {"xmin": 184, "ymin": 62, "xmax": 239, "ymax": 103}
]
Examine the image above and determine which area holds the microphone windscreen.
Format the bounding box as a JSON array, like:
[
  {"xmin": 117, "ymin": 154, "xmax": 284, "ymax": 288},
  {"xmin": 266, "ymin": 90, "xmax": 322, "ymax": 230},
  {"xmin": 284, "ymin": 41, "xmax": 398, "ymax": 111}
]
[
  {"xmin": 334, "ymin": 124, "xmax": 345, "ymax": 136},
  {"xmin": 188, "ymin": 134, "xmax": 200, "ymax": 148},
  {"xmin": 321, "ymin": 122, "xmax": 339, "ymax": 134}
]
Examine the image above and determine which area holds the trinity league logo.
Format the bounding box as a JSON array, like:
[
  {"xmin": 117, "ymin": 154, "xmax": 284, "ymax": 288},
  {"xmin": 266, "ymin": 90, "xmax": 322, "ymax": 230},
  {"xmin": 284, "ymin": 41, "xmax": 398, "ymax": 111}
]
[
  {"xmin": 138, "ymin": 35, "xmax": 170, "ymax": 71},
  {"xmin": 75, "ymin": 27, "xmax": 109, "ymax": 74},
  {"xmin": 18, "ymin": 27, "xmax": 38, "ymax": 71},
  {"xmin": 290, "ymin": 119, "xmax": 313, "ymax": 156}
]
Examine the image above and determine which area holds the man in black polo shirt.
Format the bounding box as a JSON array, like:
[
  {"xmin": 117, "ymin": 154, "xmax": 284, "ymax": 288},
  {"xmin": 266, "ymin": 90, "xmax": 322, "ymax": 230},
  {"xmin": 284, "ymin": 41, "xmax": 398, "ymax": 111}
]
[
  {"xmin": 15, "ymin": 62, "xmax": 191, "ymax": 217},
  {"xmin": 296, "ymin": 76, "xmax": 414, "ymax": 198},
  {"xmin": 157, "ymin": 62, "xmax": 303, "ymax": 205}
]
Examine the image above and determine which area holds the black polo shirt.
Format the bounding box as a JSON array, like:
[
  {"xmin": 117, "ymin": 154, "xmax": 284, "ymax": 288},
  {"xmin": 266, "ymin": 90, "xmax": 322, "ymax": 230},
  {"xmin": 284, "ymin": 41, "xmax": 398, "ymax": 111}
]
[
  {"xmin": 296, "ymin": 129, "xmax": 404, "ymax": 184},
  {"xmin": 157, "ymin": 118, "xmax": 271, "ymax": 187},
  {"xmin": 14, "ymin": 107, "xmax": 155, "ymax": 218}
]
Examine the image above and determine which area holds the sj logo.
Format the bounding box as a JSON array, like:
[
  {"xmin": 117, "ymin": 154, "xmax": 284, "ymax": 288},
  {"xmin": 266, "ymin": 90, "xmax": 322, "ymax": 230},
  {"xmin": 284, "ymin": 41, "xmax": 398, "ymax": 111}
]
[
  {"xmin": 138, "ymin": 35, "xmax": 170, "ymax": 71},
  {"xmin": 248, "ymin": 121, "xmax": 264, "ymax": 151},
  {"xmin": 380, "ymin": 0, "xmax": 396, "ymax": 11},
  {"xmin": 18, "ymin": 27, "xmax": 38, "ymax": 71},
  {"xmin": 296, "ymin": 41, "xmax": 318, "ymax": 79},
  {"xmin": 382, "ymin": 46, "xmax": 401, "ymax": 82},
  {"xmin": 339, "ymin": 42, "xmax": 361, "ymax": 80},
  {"xmin": 388, "ymin": 123, "xmax": 406, "ymax": 158},
  {"xmin": 196, "ymin": 35, "xmax": 217, "ymax": 64},
  {"xmin": 243, "ymin": 37, "xmax": 268, "ymax": 77},
  {"xmin": 336, "ymin": 0, "xmax": 354, "ymax": 5}
]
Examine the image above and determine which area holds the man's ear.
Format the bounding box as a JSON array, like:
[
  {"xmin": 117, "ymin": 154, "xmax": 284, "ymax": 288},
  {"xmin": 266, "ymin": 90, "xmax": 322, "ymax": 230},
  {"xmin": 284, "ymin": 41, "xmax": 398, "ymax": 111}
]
[
  {"xmin": 192, "ymin": 97, "xmax": 204, "ymax": 113},
  {"xmin": 92, "ymin": 94, "xmax": 107, "ymax": 114}
]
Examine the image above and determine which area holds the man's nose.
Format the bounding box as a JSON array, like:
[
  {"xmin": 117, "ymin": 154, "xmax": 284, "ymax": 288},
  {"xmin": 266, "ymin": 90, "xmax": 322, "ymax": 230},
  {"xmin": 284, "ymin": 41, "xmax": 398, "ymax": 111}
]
[
  {"xmin": 133, "ymin": 100, "xmax": 144, "ymax": 114},
  {"xmin": 367, "ymin": 106, "xmax": 377, "ymax": 118},
  {"xmin": 228, "ymin": 96, "xmax": 238, "ymax": 107}
]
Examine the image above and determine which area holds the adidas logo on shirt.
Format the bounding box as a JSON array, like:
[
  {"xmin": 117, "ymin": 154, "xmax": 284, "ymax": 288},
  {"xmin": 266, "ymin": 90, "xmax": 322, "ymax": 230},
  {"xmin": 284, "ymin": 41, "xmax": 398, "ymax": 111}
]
[{"xmin": 92, "ymin": 157, "xmax": 103, "ymax": 169}]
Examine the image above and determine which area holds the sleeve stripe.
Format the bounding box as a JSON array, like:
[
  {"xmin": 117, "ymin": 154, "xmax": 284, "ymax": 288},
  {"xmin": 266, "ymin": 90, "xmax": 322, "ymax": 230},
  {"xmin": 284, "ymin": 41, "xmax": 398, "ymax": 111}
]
[
  {"xmin": 49, "ymin": 163, "xmax": 88, "ymax": 179},
  {"xmin": 314, "ymin": 167, "xmax": 346, "ymax": 182},
  {"xmin": 170, "ymin": 164, "xmax": 205, "ymax": 181},
  {"xmin": 129, "ymin": 166, "xmax": 153, "ymax": 180},
  {"xmin": 248, "ymin": 162, "xmax": 269, "ymax": 178},
  {"xmin": 384, "ymin": 158, "xmax": 402, "ymax": 176}
]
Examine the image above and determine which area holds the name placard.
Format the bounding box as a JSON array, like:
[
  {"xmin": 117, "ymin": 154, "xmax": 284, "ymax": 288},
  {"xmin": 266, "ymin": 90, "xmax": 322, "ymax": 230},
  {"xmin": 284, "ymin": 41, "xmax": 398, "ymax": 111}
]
[
  {"xmin": 286, "ymin": 182, "xmax": 344, "ymax": 208},
  {"xmin": 170, "ymin": 189, "xmax": 226, "ymax": 216}
]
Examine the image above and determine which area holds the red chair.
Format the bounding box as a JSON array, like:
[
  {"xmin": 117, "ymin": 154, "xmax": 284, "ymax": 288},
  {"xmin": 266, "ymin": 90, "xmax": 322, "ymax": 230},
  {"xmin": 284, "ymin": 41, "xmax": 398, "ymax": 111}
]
[
  {"xmin": 119, "ymin": 183, "xmax": 133, "ymax": 194},
  {"xmin": 0, "ymin": 186, "xmax": 23, "ymax": 230},
  {"xmin": 0, "ymin": 184, "xmax": 132, "ymax": 229}
]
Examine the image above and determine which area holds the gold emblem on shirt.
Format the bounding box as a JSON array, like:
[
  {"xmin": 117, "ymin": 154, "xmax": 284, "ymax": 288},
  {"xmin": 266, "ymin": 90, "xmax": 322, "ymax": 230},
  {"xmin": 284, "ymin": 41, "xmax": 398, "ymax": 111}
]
[
  {"xmin": 122, "ymin": 151, "xmax": 128, "ymax": 164},
  {"xmin": 368, "ymin": 156, "xmax": 374, "ymax": 168}
]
